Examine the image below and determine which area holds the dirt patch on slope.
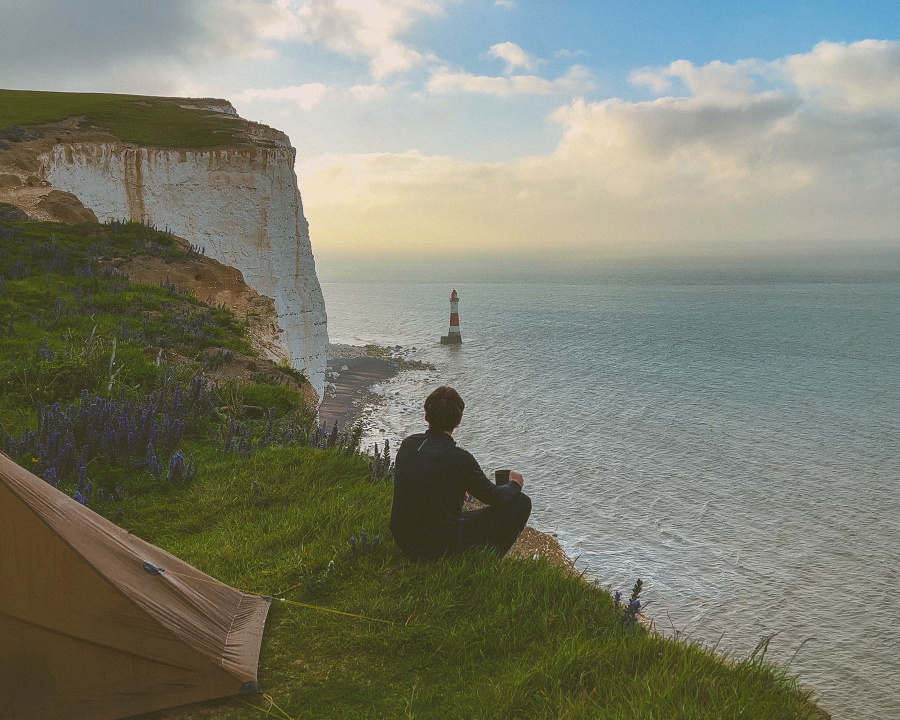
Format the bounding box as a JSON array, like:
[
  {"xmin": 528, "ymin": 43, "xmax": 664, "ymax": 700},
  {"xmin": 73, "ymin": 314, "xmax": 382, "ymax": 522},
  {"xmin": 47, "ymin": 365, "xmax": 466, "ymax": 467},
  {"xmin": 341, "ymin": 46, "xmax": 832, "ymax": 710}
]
[
  {"xmin": 115, "ymin": 252, "xmax": 283, "ymax": 358},
  {"xmin": 112, "ymin": 250, "xmax": 318, "ymax": 408},
  {"xmin": 36, "ymin": 190, "xmax": 98, "ymax": 223},
  {"xmin": 506, "ymin": 525, "xmax": 580, "ymax": 576}
]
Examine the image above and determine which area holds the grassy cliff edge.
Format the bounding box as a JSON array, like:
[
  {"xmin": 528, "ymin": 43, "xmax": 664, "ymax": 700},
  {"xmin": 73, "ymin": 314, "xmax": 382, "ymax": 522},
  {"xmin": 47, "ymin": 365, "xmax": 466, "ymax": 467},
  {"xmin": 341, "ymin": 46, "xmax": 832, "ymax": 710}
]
[
  {"xmin": 0, "ymin": 204, "xmax": 829, "ymax": 719},
  {"xmin": 0, "ymin": 88, "xmax": 247, "ymax": 148}
]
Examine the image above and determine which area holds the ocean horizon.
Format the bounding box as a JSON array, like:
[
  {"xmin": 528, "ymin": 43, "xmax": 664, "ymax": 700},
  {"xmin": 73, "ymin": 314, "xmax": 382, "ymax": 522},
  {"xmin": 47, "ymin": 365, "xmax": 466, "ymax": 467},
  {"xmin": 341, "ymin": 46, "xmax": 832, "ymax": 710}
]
[{"xmin": 322, "ymin": 265, "xmax": 900, "ymax": 720}]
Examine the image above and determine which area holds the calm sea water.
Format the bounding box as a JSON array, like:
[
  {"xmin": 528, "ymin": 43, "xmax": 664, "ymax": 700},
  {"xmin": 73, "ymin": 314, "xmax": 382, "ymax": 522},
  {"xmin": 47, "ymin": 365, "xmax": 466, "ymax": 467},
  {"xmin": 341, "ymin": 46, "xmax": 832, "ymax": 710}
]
[{"xmin": 321, "ymin": 269, "xmax": 900, "ymax": 720}]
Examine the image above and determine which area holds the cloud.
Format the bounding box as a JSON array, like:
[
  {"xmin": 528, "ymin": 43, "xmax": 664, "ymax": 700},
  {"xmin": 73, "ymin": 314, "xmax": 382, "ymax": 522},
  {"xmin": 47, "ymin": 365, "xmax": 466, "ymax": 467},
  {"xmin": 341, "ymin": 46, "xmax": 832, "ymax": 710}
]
[
  {"xmin": 487, "ymin": 42, "xmax": 538, "ymax": 73},
  {"xmin": 0, "ymin": 1, "xmax": 207, "ymax": 84},
  {"xmin": 0, "ymin": 0, "xmax": 456, "ymax": 92},
  {"xmin": 553, "ymin": 64, "xmax": 595, "ymax": 94},
  {"xmin": 427, "ymin": 64, "xmax": 593, "ymax": 96},
  {"xmin": 428, "ymin": 71, "xmax": 553, "ymax": 96},
  {"xmin": 554, "ymin": 49, "xmax": 587, "ymax": 59},
  {"xmin": 633, "ymin": 40, "xmax": 900, "ymax": 112},
  {"xmin": 495, "ymin": 0, "xmax": 516, "ymax": 8},
  {"xmin": 783, "ymin": 40, "xmax": 900, "ymax": 111},
  {"xmin": 630, "ymin": 58, "xmax": 769, "ymax": 105},
  {"xmin": 290, "ymin": 0, "xmax": 454, "ymax": 78},
  {"xmin": 0, "ymin": 0, "xmax": 310, "ymax": 93},
  {"xmin": 429, "ymin": 43, "xmax": 594, "ymax": 97},
  {"xmin": 203, "ymin": 0, "xmax": 305, "ymax": 58},
  {"xmin": 302, "ymin": 42, "xmax": 900, "ymax": 261},
  {"xmin": 350, "ymin": 83, "xmax": 390, "ymax": 102},
  {"xmin": 235, "ymin": 81, "xmax": 391, "ymax": 111},
  {"xmin": 629, "ymin": 69, "xmax": 673, "ymax": 93},
  {"xmin": 236, "ymin": 83, "xmax": 331, "ymax": 109}
]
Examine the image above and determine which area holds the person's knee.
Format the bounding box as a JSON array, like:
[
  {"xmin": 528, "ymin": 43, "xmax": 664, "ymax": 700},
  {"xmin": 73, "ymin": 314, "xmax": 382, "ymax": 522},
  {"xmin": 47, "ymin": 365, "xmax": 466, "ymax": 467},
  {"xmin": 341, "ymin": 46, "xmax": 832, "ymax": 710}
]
[{"xmin": 512, "ymin": 491, "xmax": 532, "ymax": 520}]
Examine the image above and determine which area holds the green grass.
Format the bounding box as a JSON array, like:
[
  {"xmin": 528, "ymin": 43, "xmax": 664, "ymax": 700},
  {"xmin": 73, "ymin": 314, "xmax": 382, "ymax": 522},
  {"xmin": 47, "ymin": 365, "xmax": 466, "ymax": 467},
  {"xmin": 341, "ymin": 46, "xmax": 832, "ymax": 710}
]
[
  {"xmin": 0, "ymin": 205, "xmax": 250, "ymax": 416},
  {"xmin": 0, "ymin": 88, "xmax": 244, "ymax": 147},
  {"xmin": 0, "ymin": 207, "xmax": 829, "ymax": 719},
  {"xmin": 240, "ymin": 383, "xmax": 310, "ymax": 418},
  {"xmin": 121, "ymin": 447, "xmax": 827, "ymax": 720}
]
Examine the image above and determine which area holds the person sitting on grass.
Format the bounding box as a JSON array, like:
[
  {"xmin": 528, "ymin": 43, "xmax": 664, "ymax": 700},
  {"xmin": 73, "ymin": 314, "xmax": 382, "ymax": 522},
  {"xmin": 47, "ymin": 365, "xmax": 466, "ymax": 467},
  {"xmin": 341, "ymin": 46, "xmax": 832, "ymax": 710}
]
[{"xmin": 390, "ymin": 386, "xmax": 531, "ymax": 561}]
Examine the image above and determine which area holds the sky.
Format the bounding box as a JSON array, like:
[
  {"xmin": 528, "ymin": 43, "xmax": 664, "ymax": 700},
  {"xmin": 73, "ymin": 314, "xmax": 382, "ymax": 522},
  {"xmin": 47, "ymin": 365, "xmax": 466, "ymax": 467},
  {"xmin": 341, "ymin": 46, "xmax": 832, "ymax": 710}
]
[{"xmin": 2, "ymin": 1, "xmax": 900, "ymax": 279}]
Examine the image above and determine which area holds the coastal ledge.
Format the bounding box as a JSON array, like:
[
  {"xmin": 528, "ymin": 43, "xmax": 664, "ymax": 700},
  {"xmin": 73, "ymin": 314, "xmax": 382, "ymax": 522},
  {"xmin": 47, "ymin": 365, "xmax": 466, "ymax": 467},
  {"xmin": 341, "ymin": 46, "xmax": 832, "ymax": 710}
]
[
  {"xmin": 318, "ymin": 343, "xmax": 399, "ymax": 430},
  {"xmin": 319, "ymin": 343, "xmax": 577, "ymax": 576}
]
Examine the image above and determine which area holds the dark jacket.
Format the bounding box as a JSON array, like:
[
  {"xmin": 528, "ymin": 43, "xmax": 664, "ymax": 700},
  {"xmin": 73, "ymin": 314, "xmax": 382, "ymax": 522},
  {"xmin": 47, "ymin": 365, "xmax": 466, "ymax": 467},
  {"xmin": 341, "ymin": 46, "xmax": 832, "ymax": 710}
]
[{"xmin": 390, "ymin": 429, "xmax": 521, "ymax": 559}]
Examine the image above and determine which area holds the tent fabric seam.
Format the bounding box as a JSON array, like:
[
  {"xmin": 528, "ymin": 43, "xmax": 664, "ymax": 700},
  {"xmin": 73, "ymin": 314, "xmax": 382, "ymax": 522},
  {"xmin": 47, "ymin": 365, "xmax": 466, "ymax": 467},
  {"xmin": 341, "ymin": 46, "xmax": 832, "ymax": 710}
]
[
  {"xmin": 222, "ymin": 593, "xmax": 272, "ymax": 671},
  {"xmin": 0, "ymin": 608, "xmax": 199, "ymax": 671}
]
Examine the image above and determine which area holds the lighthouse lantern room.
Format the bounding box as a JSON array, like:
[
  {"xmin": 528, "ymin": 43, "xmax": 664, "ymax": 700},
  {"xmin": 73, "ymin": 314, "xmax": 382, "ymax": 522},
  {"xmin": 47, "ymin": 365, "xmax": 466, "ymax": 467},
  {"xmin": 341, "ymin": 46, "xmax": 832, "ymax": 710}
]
[{"xmin": 440, "ymin": 289, "xmax": 462, "ymax": 344}]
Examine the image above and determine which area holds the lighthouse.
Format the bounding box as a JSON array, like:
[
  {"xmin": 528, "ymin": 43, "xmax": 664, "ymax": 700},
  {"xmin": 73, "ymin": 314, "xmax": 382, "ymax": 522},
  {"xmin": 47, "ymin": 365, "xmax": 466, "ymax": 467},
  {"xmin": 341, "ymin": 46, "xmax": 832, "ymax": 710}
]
[{"xmin": 440, "ymin": 289, "xmax": 462, "ymax": 344}]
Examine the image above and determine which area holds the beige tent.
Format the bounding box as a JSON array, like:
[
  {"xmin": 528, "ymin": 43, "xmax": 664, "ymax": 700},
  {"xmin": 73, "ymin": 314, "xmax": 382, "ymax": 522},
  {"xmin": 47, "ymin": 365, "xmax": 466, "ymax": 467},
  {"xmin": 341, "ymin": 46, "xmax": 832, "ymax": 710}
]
[{"xmin": 0, "ymin": 451, "xmax": 271, "ymax": 720}]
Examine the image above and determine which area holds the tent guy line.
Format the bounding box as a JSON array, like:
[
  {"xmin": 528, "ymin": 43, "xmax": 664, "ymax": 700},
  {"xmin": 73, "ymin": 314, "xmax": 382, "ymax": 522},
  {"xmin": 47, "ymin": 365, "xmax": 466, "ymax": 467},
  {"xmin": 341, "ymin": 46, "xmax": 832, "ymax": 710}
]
[
  {"xmin": 240, "ymin": 692, "xmax": 297, "ymax": 720},
  {"xmin": 142, "ymin": 560, "xmax": 396, "ymax": 626}
]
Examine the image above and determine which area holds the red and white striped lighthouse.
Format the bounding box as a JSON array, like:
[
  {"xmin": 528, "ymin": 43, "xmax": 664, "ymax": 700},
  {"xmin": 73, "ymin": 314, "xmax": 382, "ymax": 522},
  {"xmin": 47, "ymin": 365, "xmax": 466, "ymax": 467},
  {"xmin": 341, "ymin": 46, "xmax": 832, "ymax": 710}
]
[{"xmin": 440, "ymin": 289, "xmax": 462, "ymax": 344}]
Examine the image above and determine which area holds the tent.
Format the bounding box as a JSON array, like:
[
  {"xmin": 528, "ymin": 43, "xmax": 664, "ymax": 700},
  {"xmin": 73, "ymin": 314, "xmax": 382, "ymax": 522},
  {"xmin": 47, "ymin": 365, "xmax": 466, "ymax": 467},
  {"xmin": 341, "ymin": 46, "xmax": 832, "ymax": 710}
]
[{"xmin": 0, "ymin": 451, "xmax": 271, "ymax": 720}]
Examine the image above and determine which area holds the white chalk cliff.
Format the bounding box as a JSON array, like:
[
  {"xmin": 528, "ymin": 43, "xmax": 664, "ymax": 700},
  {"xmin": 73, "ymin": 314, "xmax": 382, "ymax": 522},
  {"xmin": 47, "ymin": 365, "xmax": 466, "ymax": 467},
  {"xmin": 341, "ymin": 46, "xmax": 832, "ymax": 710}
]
[{"xmin": 37, "ymin": 112, "xmax": 328, "ymax": 400}]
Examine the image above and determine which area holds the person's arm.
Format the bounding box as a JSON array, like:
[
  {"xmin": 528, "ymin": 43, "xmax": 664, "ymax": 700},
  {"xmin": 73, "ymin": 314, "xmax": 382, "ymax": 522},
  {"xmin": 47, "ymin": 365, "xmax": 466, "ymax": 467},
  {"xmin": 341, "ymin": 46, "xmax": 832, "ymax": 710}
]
[{"xmin": 460, "ymin": 450, "xmax": 521, "ymax": 505}]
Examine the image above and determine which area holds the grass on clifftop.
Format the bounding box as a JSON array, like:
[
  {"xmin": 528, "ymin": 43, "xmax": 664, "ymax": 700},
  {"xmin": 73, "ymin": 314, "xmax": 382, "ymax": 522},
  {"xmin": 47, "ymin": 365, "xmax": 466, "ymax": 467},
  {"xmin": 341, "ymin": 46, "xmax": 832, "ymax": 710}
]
[
  {"xmin": 0, "ymin": 204, "xmax": 828, "ymax": 719},
  {"xmin": 125, "ymin": 448, "xmax": 827, "ymax": 720},
  {"xmin": 0, "ymin": 89, "xmax": 243, "ymax": 147}
]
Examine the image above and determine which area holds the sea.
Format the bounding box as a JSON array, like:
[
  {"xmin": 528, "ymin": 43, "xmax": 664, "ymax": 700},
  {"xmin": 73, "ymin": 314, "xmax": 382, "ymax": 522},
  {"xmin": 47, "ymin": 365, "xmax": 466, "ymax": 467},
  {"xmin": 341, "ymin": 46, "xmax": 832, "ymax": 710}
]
[{"xmin": 321, "ymin": 262, "xmax": 900, "ymax": 720}]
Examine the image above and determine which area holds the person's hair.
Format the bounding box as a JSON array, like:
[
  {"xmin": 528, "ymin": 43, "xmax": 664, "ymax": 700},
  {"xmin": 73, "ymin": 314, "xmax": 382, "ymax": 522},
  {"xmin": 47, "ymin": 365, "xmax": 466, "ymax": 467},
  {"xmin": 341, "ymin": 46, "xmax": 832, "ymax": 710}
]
[{"xmin": 424, "ymin": 386, "xmax": 464, "ymax": 432}]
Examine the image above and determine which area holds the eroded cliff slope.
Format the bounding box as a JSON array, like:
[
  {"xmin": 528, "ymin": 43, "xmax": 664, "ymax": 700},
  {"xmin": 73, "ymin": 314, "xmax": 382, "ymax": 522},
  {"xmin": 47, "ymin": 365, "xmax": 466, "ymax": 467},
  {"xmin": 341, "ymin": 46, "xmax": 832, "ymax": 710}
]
[{"xmin": 0, "ymin": 92, "xmax": 328, "ymax": 400}]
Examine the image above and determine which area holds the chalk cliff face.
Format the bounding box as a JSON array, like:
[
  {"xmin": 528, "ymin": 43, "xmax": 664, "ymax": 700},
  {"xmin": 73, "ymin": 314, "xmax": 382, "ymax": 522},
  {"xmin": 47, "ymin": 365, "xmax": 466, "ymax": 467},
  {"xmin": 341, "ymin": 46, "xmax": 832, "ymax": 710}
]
[{"xmin": 38, "ymin": 128, "xmax": 328, "ymax": 400}]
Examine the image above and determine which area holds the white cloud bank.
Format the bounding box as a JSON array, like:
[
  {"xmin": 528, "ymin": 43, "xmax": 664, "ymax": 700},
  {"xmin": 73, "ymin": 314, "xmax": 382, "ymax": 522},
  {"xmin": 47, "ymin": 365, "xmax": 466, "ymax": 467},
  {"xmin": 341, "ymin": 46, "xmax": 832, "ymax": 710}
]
[
  {"xmin": 784, "ymin": 39, "xmax": 900, "ymax": 111},
  {"xmin": 235, "ymin": 80, "xmax": 390, "ymax": 110},
  {"xmin": 427, "ymin": 64, "xmax": 593, "ymax": 96},
  {"xmin": 301, "ymin": 40, "xmax": 900, "ymax": 261},
  {"xmin": 236, "ymin": 83, "xmax": 332, "ymax": 109}
]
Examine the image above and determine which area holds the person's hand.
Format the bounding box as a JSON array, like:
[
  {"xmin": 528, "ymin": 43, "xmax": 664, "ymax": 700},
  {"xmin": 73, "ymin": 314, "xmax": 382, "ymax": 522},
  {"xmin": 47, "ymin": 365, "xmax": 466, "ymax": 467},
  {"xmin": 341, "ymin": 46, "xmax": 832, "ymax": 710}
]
[{"xmin": 509, "ymin": 470, "xmax": 524, "ymax": 488}]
